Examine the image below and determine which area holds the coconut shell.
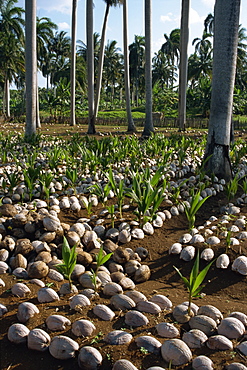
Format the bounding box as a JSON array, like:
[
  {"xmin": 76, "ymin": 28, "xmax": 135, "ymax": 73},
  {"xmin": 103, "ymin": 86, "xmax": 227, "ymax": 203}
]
[
  {"xmin": 78, "ymin": 346, "xmax": 102, "ymax": 369},
  {"xmin": 49, "ymin": 335, "xmax": 79, "ymax": 360}
]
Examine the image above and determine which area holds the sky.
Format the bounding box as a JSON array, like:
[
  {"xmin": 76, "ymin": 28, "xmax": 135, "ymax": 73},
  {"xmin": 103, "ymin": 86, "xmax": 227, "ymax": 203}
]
[{"xmin": 15, "ymin": 0, "xmax": 247, "ymax": 87}]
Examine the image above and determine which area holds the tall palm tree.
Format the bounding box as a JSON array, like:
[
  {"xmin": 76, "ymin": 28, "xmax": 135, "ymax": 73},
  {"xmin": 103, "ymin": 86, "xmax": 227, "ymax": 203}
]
[
  {"xmin": 129, "ymin": 35, "xmax": 145, "ymax": 106},
  {"xmin": 142, "ymin": 0, "xmax": 153, "ymax": 137},
  {"xmin": 0, "ymin": 0, "xmax": 24, "ymax": 118},
  {"xmin": 122, "ymin": 0, "xmax": 135, "ymax": 132},
  {"xmin": 70, "ymin": 0, "xmax": 77, "ymax": 126},
  {"xmin": 204, "ymin": 0, "xmax": 241, "ymax": 181},
  {"xmin": 86, "ymin": 0, "xmax": 95, "ymax": 134},
  {"xmin": 161, "ymin": 28, "xmax": 180, "ymax": 87},
  {"xmin": 94, "ymin": 0, "xmax": 121, "ymax": 119},
  {"xmin": 178, "ymin": 0, "xmax": 190, "ymax": 131},
  {"xmin": 25, "ymin": 0, "xmax": 37, "ymax": 138}
]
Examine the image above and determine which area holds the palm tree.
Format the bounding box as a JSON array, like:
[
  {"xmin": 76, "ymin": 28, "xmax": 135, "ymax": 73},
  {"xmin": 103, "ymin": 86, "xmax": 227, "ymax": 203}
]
[
  {"xmin": 129, "ymin": 35, "xmax": 145, "ymax": 106},
  {"xmin": 204, "ymin": 0, "xmax": 241, "ymax": 181},
  {"xmin": 0, "ymin": 0, "xmax": 24, "ymax": 118},
  {"xmin": 178, "ymin": 0, "xmax": 190, "ymax": 131},
  {"xmin": 86, "ymin": 0, "xmax": 95, "ymax": 134},
  {"xmin": 103, "ymin": 40, "xmax": 122, "ymax": 105},
  {"xmin": 25, "ymin": 0, "xmax": 37, "ymax": 138},
  {"xmin": 122, "ymin": 0, "xmax": 135, "ymax": 132},
  {"xmin": 48, "ymin": 31, "xmax": 71, "ymax": 87},
  {"xmin": 37, "ymin": 16, "xmax": 57, "ymax": 85},
  {"xmin": 94, "ymin": 0, "xmax": 121, "ymax": 119},
  {"xmin": 152, "ymin": 51, "xmax": 174, "ymax": 88},
  {"xmin": 192, "ymin": 31, "xmax": 212, "ymax": 56},
  {"xmin": 70, "ymin": 0, "xmax": 77, "ymax": 126},
  {"xmin": 142, "ymin": 0, "xmax": 153, "ymax": 137},
  {"xmin": 161, "ymin": 28, "xmax": 180, "ymax": 87},
  {"xmin": 36, "ymin": 17, "xmax": 57, "ymax": 61},
  {"xmin": 188, "ymin": 46, "xmax": 213, "ymax": 86}
]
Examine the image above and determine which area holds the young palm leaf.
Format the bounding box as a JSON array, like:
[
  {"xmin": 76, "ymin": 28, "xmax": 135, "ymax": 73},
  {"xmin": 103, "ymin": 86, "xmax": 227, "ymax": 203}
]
[
  {"xmin": 56, "ymin": 236, "xmax": 77, "ymax": 290},
  {"xmin": 183, "ymin": 190, "xmax": 210, "ymax": 231},
  {"xmin": 174, "ymin": 250, "xmax": 215, "ymax": 315},
  {"xmin": 90, "ymin": 247, "xmax": 113, "ymax": 291}
]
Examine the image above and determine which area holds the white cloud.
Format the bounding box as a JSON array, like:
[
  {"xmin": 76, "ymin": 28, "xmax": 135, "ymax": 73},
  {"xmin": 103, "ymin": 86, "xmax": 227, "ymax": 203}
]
[
  {"xmin": 160, "ymin": 12, "xmax": 180, "ymax": 27},
  {"xmin": 160, "ymin": 13, "xmax": 173, "ymax": 23},
  {"xmin": 37, "ymin": 0, "xmax": 72, "ymax": 14},
  {"xmin": 58, "ymin": 22, "xmax": 70, "ymax": 30},
  {"xmin": 189, "ymin": 8, "xmax": 205, "ymax": 25}
]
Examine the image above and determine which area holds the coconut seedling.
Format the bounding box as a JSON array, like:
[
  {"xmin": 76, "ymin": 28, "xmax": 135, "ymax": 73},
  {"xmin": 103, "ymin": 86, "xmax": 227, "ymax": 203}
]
[
  {"xmin": 38, "ymin": 172, "xmax": 54, "ymax": 202},
  {"xmin": 55, "ymin": 236, "xmax": 77, "ymax": 290},
  {"xmin": 225, "ymin": 173, "xmax": 239, "ymax": 202},
  {"xmin": 107, "ymin": 167, "xmax": 126, "ymax": 219},
  {"xmin": 65, "ymin": 167, "xmax": 78, "ymax": 194},
  {"xmin": 89, "ymin": 183, "xmax": 111, "ymax": 207},
  {"xmin": 23, "ymin": 166, "xmax": 42, "ymax": 200},
  {"xmin": 81, "ymin": 198, "xmax": 93, "ymax": 217},
  {"xmin": 183, "ymin": 189, "xmax": 210, "ymax": 231},
  {"xmin": 90, "ymin": 247, "xmax": 113, "ymax": 291},
  {"xmin": 126, "ymin": 168, "xmax": 165, "ymax": 227},
  {"xmin": 4, "ymin": 169, "xmax": 20, "ymax": 195},
  {"xmin": 173, "ymin": 250, "xmax": 215, "ymax": 315},
  {"xmin": 47, "ymin": 146, "xmax": 64, "ymax": 170},
  {"xmin": 225, "ymin": 230, "xmax": 232, "ymax": 254},
  {"xmin": 106, "ymin": 204, "xmax": 115, "ymax": 228}
]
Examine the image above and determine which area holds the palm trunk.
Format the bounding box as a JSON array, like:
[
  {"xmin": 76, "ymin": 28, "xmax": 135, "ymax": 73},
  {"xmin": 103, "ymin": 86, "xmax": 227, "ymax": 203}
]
[
  {"xmin": 94, "ymin": 3, "xmax": 110, "ymax": 119},
  {"xmin": 142, "ymin": 0, "xmax": 154, "ymax": 137},
  {"xmin": 123, "ymin": 0, "xmax": 136, "ymax": 132},
  {"xmin": 25, "ymin": 0, "xmax": 37, "ymax": 138},
  {"xmin": 178, "ymin": 0, "xmax": 190, "ymax": 131},
  {"xmin": 86, "ymin": 0, "xmax": 96, "ymax": 134},
  {"xmin": 70, "ymin": 0, "xmax": 77, "ymax": 126},
  {"xmin": 204, "ymin": 0, "xmax": 240, "ymax": 181}
]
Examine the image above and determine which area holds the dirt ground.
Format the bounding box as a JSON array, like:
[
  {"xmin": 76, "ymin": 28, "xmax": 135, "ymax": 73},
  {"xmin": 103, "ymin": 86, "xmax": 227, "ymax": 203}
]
[{"xmin": 0, "ymin": 123, "xmax": 247, "ymax": 369}]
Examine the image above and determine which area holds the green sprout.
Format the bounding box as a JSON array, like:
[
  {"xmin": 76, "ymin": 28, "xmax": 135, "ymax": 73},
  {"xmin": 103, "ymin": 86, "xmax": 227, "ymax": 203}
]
[
  {"xmin": 90, "ymin": 331, "xmax": 103, "ymax": 344},
  {"xmin": 139, "ymin": 347, "xmax": 149, "ymax": 354},
  {"xmin": 106, "ymin": 204, "xmax": 116, "ymax": 228},
  {"xmin": 225, "ymin": 174, "xmax": 239, "ymax": 202},
  {"xmin": 55, "ymin": 236, "xmax": 77, "ymax": 290},
  {"xmin": 107, "ymin": 167, "xmax": 126, "ymax": 218},
  {"xmin": 82, "ymin": 198, "xmax": 93, "ymax": 217},
  {"xmin": 183, "ymin": 190, "xmax": 210, "ymax": 231},
  {"xmin": 173, "ymin": 250, "xmax": 215, "ymax": 315},
  {"xmin": 225, "ymin": 230, "xmax": 232, "ymax": 254},
  {"xmin": 90, "ymin": 247, "xmax": 113, "ymax": 290}
]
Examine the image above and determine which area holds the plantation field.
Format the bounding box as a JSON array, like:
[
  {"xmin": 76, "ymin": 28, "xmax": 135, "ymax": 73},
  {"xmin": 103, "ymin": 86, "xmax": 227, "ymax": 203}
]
[{"xmin": 0, "ymin": 125, "xmax": 247, "ymax": 370}]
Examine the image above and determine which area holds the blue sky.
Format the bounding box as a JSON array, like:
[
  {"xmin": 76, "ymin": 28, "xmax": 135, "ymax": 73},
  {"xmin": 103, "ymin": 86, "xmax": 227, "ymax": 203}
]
[{"xmin": 16, "ymin": 0, "xmax": 247, "ymax": 86}]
